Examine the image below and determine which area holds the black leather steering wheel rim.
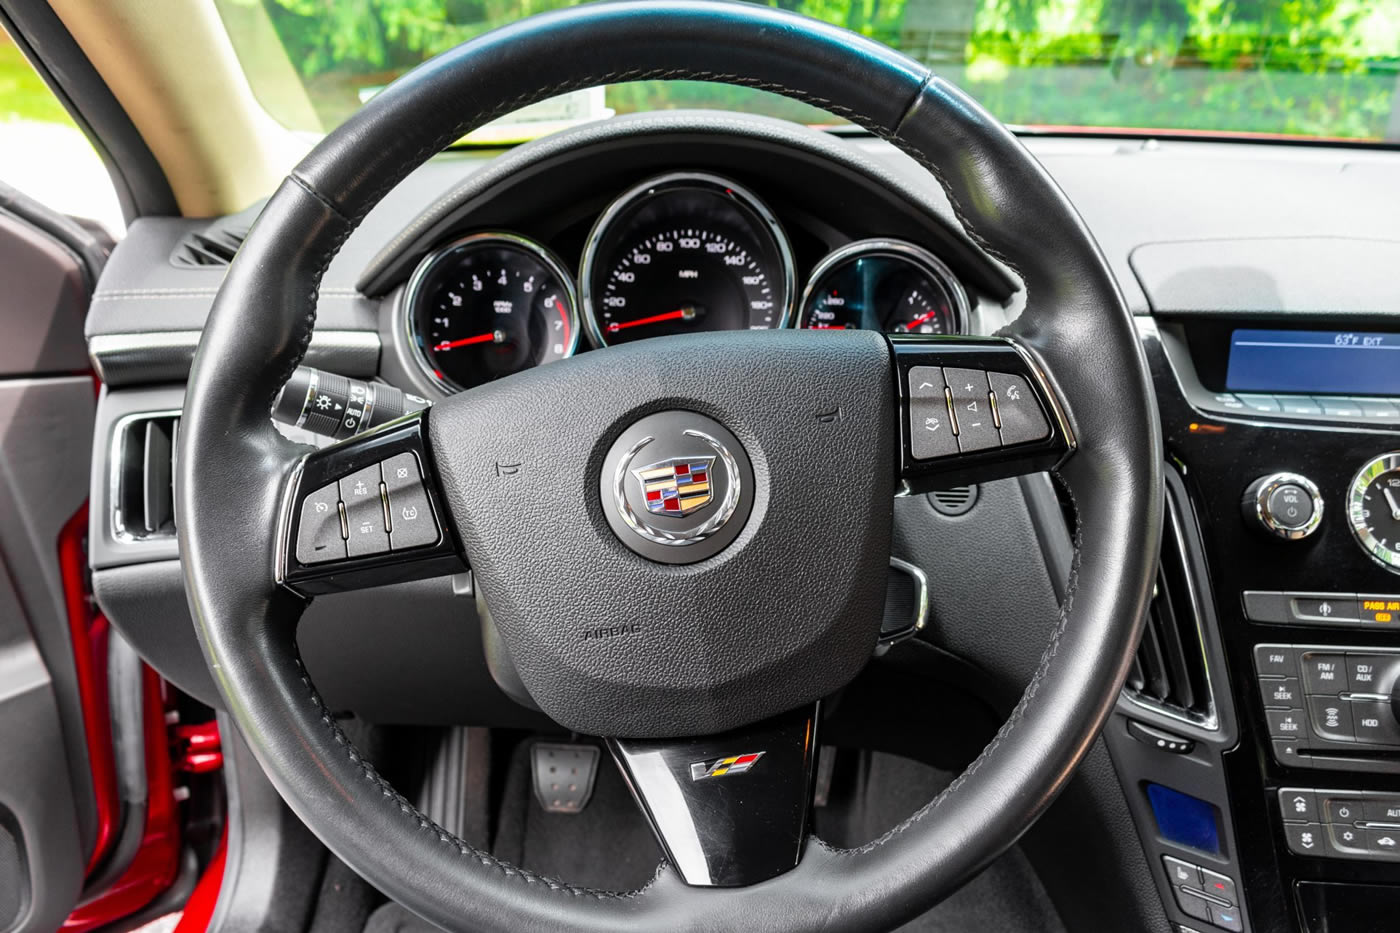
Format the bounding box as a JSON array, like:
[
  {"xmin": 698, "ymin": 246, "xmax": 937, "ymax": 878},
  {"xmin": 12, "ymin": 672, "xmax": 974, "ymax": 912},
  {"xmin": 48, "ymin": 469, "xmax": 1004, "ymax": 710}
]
[{"xmin": 177, "ymin": 3, "xmax": 1163, "ymax": 931}]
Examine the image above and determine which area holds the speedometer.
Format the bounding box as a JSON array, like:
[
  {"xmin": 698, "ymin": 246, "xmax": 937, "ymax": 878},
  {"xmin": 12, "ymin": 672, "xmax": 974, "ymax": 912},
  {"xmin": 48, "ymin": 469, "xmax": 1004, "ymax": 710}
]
[{"xmin": 580, "ymin": 173, "xmax": 795, "ymax": 346}]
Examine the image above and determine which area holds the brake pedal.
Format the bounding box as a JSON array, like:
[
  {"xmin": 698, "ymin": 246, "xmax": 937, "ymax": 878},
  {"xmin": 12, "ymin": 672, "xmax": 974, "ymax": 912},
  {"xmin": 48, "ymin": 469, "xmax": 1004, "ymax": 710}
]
[{"xmin": 532, "ymin": 743, "xmax": 600, "ymax": 814}]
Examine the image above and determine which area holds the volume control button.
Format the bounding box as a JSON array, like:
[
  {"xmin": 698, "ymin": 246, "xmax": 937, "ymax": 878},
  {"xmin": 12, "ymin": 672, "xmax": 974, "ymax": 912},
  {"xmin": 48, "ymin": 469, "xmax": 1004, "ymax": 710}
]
[{"xmin": 1243, "ymin": 472, "xmax": 1324, "ymax": 540}]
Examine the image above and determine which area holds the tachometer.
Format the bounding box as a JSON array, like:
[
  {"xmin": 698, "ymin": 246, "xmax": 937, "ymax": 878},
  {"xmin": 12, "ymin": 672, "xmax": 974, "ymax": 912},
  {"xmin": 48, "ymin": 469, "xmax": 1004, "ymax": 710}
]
[
  {"xmin": 580, "ymin": 173, "xmax": 795, "ymax": 346},
  {"xmin": 404, "ymin": 233, "xmax": 578, "ymax": 391},
  {"xmin": 798, "ymin": 240, "xmax": 968, "ymax": 335}
]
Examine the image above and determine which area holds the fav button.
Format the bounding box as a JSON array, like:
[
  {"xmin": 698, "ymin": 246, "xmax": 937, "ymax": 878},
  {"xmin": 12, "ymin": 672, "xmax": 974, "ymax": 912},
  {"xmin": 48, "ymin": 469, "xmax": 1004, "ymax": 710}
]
[{"xmin": 1254, "ymin": 644, "xmax": 1299, "ymax": 678}]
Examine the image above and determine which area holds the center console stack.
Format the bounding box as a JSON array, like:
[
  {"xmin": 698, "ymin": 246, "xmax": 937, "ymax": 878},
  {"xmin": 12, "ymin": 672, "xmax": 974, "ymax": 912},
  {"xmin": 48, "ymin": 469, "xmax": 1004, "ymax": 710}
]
[{"xmin": 1136, "ymin": 310, "xmax": 1400, "ymax": 932}]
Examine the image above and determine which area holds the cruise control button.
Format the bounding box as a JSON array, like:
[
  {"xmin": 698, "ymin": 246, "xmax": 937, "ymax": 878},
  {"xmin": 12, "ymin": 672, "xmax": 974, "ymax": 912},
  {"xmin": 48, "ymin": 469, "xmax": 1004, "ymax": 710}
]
[
  {"xmin": 382, "ymin": 452, "xmax": 440, "ymax": 551},
  {"xmin": 1306, "ymin": 696, "xmax": 1354, "ymax": 742},
  {"xmin": 1260, "ymin": 677, "xmax": 1301, "ymax": 708},
  {"xmin": 1363, "ymin": 796, "xmax": 1400, "ymax": 823},
  {"xmin": 1284, "ymin": 822, "xmax": 1323, "ymax": 855},
  {"xmin": 943, "ymin": 368, "xmax": 999, "ymax": 454},
  {"xmin": 1254, "ymin": 644, "xmax": 1299, "ymax": 677},
  {"xmin": 1279, "ymin": 788, "xmax": 1318, "ymax": 823},
  {"xmin": 341, "ymin": 463, "xmax": 389, "ymax": 558},
  {"xmin": 295, "ymin": 482, "xmax": 346, "ymax": 565},
  {"xmin": 1300, "ymin": 653, "xmax": 1348, "ymax": 694},
  {"xmin": 908, "ymin": 392, "xmax": 959, "ymax": 461},
  {"xmin": 1349, "ymin": 700, "xmax": 1400, "ymax": 746},
  {"xmin": 1265, "ymin": 709, "xmax": 1305, "ymax": 740},
  {"xmin": 987, "ymin": 371, "xmax": 1049, "ymax": 445}
]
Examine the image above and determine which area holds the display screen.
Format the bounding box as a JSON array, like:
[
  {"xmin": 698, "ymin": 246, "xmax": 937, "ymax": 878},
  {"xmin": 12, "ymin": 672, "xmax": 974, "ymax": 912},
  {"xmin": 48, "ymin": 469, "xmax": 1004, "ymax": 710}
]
[
  {"xmin": 1146, "ymin": 783, "xmax": 1221, "ymax": 855},
  {"xmin": 1226, "ymin": 329, "xmax": 1400, "ymax": 396}
]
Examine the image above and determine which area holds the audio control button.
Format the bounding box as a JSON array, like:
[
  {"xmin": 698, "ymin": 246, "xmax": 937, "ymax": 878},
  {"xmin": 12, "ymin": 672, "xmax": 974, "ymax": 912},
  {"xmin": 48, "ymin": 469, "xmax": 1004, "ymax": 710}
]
[
  {"xmin": 1306, "ymin": 696, "xmax": 1354, "ymax": 742},
  {"xmin": 1350, "ymin": 701, "xmax": 1400, "ymax": 746},
  {"xmin": 1243, "ymin": 473, "xmax": 1324, "ymax": 540},
  {"xmin": 1300, "ymin": 653, "xmax": 1348, "ymax": 694}
]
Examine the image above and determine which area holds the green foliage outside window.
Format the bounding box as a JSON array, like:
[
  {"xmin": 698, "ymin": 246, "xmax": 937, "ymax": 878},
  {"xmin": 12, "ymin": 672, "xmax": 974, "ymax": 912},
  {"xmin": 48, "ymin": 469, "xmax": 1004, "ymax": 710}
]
[{"xmin": 220, "ymin": 0, "xmax": 1400, "ymax": 139}]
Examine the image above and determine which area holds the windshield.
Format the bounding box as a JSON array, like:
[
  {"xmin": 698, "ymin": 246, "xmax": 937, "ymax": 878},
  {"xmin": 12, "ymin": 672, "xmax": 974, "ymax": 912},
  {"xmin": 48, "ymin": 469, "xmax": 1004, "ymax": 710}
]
[{"xmin": 217, "ymin": 0, "xmax": 1400, "ymax": 143}]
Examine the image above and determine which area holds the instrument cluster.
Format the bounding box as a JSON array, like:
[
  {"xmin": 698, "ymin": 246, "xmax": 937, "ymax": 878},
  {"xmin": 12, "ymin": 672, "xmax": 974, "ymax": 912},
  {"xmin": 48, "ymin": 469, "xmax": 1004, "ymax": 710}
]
[{"xmin": 402, "ymin": 170, "xmax": 970, "ymax": 392}]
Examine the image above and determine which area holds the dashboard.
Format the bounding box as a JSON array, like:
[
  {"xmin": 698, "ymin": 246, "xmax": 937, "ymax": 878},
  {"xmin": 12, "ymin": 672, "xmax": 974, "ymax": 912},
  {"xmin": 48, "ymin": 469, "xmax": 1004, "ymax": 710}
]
[
  {"xmin": 397, "ymin": 170, "xmax": 973, "ymax": 394},
  {"xmin": 77, "ymin": 110, "xmax": 1400, "ymax": 933}
]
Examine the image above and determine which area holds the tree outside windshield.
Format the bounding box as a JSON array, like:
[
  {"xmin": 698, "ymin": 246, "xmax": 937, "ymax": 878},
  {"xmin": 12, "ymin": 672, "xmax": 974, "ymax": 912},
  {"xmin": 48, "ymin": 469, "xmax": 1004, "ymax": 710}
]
[{"xmin": 216, "ymin": 0, "xmax": 1400, "ymax": 142}]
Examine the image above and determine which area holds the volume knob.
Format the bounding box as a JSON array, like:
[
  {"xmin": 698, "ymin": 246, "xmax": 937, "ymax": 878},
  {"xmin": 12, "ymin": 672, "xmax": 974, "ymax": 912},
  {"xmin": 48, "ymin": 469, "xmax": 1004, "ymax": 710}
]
[{"xmin": 1243, "ymin": 473, "xmax": 1324, "ymax": 540}]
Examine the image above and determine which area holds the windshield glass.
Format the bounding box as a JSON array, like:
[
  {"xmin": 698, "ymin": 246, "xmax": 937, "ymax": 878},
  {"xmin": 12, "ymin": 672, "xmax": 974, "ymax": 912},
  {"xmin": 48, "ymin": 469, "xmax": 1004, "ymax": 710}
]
[{"xmin": 217, "ymin": 0, "xmax": 1400, "ymax": 143}]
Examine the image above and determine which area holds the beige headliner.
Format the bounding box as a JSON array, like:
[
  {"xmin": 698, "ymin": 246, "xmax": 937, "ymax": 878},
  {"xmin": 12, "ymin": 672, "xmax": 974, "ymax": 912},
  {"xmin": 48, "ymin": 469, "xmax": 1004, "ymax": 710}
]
[{"xmin": 49, "ymin": 0, "xmax": 312, "ymax": 216}]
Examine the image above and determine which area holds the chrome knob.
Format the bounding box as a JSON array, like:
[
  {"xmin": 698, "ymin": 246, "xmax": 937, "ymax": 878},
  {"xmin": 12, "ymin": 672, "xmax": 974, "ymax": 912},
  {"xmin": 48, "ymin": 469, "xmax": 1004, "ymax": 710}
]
[{"xmin": 1243, "ymin": 472, "xmax": 1324, "ymax": 540}]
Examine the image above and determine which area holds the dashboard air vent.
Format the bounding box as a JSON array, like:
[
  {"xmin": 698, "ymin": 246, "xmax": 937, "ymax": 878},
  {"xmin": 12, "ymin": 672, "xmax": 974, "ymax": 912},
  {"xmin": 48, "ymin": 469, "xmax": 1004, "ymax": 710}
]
[
  {"xmin": 1124, "ymin": 491, "xmax": 1216, "ymax": 729},
  {"xmin": 169, "ymin": 200, "xmax": 265, "ymax": 268},
  {"xmin": 112, "ymin": 412, "xmax": 179, "ymax": 541}
]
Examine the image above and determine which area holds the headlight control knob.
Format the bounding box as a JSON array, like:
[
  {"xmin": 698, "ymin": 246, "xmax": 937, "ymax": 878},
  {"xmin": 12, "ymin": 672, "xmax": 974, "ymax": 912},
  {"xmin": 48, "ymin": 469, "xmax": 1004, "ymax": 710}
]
[{"xmin": 1243, "ymin": 472, "xmax": 1324, "ymax": 540}]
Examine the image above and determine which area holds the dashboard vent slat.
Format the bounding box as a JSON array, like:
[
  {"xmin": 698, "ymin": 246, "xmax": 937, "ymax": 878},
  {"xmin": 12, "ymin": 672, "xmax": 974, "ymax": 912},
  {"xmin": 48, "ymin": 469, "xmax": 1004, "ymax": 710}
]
[
  {"xmin": 114, "ymin": 413, "xmax": 180, "ymax": 541},
  {"xmin": 1123, "ymin": 488, "xmax": 1216, "ymax": 729}
]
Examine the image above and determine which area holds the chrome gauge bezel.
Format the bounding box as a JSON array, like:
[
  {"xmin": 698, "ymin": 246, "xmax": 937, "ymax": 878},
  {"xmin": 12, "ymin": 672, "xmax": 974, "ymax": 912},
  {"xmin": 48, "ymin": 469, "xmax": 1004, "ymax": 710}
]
[
  {"xmin": 1347, "ymin": 452, "xmax": 1400, "ymax": 574},
  {"xmin": 578, "ymin": 171, "xmax": 798, "ymax": 348},
  {"xmin": 401, "ymin": 231, "xmax": 581, "ymax": 393},
  {"xmin": 797, "ymin": 238, "xmax": 970, "ymax": 335}
]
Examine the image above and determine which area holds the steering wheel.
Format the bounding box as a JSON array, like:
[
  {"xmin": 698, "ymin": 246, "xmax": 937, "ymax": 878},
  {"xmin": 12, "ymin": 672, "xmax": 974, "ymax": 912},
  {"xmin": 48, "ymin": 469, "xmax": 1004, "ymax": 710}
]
[{"xmin": 177, "ymin": 2, "xmax": 1162, "ymax": 930}]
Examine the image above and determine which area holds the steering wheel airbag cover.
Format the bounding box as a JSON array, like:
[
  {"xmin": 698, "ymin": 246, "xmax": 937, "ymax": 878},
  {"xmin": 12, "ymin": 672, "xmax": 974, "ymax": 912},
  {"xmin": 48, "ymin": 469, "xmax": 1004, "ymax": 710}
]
[{"xmin": 177, "ymin": 3, "xmax": 1161, "ymax": 931}]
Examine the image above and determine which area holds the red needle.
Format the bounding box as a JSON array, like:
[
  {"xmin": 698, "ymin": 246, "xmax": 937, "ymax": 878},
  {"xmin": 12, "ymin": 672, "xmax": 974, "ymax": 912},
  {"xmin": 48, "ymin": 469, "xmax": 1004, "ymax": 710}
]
[
  {"xmin": 904, "ymin": 309, "xmax": 941, "ymax": 330},
  {"xmin": 607, "ymin": 308, "xmax": 691, "ymax": 333},
  {"xmin": 435, "ymin": 331, "xmax": 499, "ymax": 350}
]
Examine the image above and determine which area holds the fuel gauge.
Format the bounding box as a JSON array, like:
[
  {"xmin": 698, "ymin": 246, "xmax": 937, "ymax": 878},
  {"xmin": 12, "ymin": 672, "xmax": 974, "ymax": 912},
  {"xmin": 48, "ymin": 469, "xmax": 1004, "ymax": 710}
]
[{"xmin": 798, "ymin": 240, "xmax": 968, "ymax": 336}]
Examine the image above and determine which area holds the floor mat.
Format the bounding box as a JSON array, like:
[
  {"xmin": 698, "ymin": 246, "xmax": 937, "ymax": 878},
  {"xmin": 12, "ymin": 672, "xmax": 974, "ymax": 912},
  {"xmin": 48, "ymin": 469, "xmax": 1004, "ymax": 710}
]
[{"xmin": 365, "ymin": 744, "xmax": 1063, "ymax": 933}]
